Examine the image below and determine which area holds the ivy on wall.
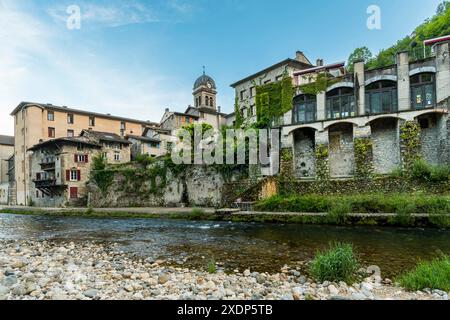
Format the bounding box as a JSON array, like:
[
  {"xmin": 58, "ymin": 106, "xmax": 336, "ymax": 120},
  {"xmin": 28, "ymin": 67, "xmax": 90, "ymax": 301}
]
[
  {"xmin": 234, "ymin": 97, "xmax": 244, "ymax": 129},
  {"xmin": 354, "ymin": 138, "xmax": 374, "ymax": 179},
  {"xmin": 315, "ymin": 144, "xmax": 330, "ymax": 181},
  {"xmin": 254, "ymin": 76, "xmax": 294, "ymax": 128},
  {"xmin": 400, "ymin": 121, "xmax": 421, "ymax": 175},
  {"xmin": 298, "ymin": 73, "xmax": 339, "ymax": 95}
]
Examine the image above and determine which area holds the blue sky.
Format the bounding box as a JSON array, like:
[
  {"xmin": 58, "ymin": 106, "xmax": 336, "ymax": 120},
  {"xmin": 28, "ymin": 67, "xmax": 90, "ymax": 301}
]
[{"xmin": 0, "ymin": 0, "xmax": 443, "ymax": 135}]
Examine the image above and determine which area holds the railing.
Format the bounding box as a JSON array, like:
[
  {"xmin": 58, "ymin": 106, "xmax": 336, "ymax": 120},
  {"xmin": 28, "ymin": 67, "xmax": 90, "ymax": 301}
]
[{"xmin": 33, "ymin": 179, "xmax": 59, "ymax": 188}]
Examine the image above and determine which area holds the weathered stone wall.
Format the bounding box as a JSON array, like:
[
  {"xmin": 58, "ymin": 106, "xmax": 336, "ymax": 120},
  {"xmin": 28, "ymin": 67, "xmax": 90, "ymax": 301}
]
[
  {"xmin": 87, "ymin": 165, "xmax": 247, "ymax": 208},
  {"xmin": 293, "ymin": 129, "xmax": 316, "ymax": 178},
  {"xmin": 371, "ymin": 118, "xmax": 400, "ymax": 174},
  {"xmin": 420, "ymin": 114, "xmax": 440, "ymax": 165},
  {"xmin": 328, "ymin": 124, "xmax": 354, "ymax": 177}
]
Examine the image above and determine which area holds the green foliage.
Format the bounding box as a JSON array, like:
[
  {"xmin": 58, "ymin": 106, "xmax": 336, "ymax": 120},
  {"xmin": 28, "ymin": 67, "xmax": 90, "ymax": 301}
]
[
  {"xmin": 135, "ymin": 154, "xmax": 155, "ymax": 167},
  {"xmin": 91, "ymin": 154, "xmax": 114, "ymax": 193},
  {"xmin": 411, "ymin": 159, "xmax": 450, "ymax": 182},
  {"xmin": 255, "ymin": 194, "xmax": 450, "ymax": 216},
  {"xmin": 254, "ymin": 76, "xmax": 294, "ymax": 128},
  {"xmin": 429, "ymin": 206, "xmax": 450, "ymax": 228},
  {"xmin": 298, "ymin": 73, "xmax": 339, "ymax": 95},
  {"xmin": 360, "ymin": 2, "xmax": 450, "ymax": 69},
  {"xmin": 347, "ymin": 47, "xmax": 373, "ymax": 71},
  {"xmin": 327, "ymin": 201, "xmax": 351, "ymax": 225},
  {"xmin": 315, "ymin": 144, "xmax": 329, "ymax": 181},
  {"xmin": 394, "ymin": 203, "xmax": 416, "ymax": 227},
  {"xmin": 27, "ymin": 197, "xmax": 35, "ymax": 207},
  {"xmin": 310, "ymin": 242, "xmax": 359, "ymax": 283},
  {"xmin": 234, "ymin": 97, "xmax": 244, "ymax": 129},
  {"xmin": 207, "ymin": 259, "xmax": 217, "ymax": 274},
  {"xmin": 354, "ymin": 138, "xmax": 373, "ymax": 179},
  {"xmin": 400, "ymin": 121, "xmax": 421, "ymax": 174},
  {"xmin": 398, "ymin": 256, "xmax": 450, "ymax": 291}
]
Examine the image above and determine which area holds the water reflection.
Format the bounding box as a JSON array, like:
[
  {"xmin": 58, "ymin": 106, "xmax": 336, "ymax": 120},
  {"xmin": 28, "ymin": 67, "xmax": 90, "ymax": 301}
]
[{"xmin": 0, "ymin": 214, "xmax": 449, "ymax": 277}]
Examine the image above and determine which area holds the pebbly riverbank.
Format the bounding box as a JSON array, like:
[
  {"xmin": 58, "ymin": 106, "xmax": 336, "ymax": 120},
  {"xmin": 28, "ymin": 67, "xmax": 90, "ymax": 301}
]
[{"xmin": 0, "ymin": 241, "xmax": 448, "ymax": 300}]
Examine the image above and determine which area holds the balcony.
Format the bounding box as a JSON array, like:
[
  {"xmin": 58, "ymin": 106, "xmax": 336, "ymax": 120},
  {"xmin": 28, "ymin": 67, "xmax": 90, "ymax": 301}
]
[
  {"xmin": 39, "ymin": 162, "xmax": 56, "ymax": 171},
  {"xmin": 33, "ymin": 178, "xmax": 66, "ymax": 197}
]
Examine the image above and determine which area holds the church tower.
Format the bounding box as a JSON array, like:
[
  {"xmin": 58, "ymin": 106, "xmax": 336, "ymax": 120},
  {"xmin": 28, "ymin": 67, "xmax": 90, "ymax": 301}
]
[{"xmin": 193, "ymin": 68, "xmax": 217, "ymax": 111}]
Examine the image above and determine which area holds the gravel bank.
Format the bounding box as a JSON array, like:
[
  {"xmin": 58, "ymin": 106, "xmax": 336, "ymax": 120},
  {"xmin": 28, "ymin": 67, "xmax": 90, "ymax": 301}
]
[{"xmin": 0, "ymin": 241, "xmax": 448, "ymax": 300}]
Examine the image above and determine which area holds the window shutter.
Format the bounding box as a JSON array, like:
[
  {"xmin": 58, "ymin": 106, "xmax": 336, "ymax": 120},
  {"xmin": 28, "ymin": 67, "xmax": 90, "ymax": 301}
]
[
  {"xmin": 74, "ymin": 154, "xmax": 78, "ymax": 163},
  {"xmin": 77, "ymin": 170, "xmax": 81, "ymax": 181},
  {"xmin": 66, "ymin": 170, "xmax": 70, "ymax": 181},
  {"xmin": 36, "ymin": 173, "xmax": 41, "ymax": 180},
  {"xmin": 85, "ymin": 155, "xmax": 89, "ymax": 163}
]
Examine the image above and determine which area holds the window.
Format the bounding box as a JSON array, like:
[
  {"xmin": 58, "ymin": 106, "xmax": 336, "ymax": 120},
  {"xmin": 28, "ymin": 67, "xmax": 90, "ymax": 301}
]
[
  {"xmin": 114, "ymin": 152, "xmax": 121, "ymax": 161},
  {"xmin": 250, "ymin": 87, "xmax": 256, "ymax": 97},
  {"xmin": 293, "ymin": 95, "xmax": 317, "ymax": 124},
  {"xmin": 69, "ymin": 169, "xmax": 80, "ymax": 181},
  {"xmin": 195, "ymin": 98, "xmax": 199, "ymax": 107},
  {"xmin": 264, "ymin": 79, "xmax": 271, "ymax": 84},
  {"xmin": 250, "ymin": 105, "xmax": 256, "ymax": 117},
  {"xmin": 365, "ymin": 81, "xmax": 398, "ymax": 115},
  {"xmin": 410, "ymin": 73, "xmax": 435, "ymax": 110},
  {"xmin": 89, "ymin": 116, "xmax": 95, "ymax": 126},
  {"xmin": 275, "ymin": 75, "xmax": 283, "ymax": 82},
  {"xmin": 67, "ymin": 130, "xmax": 74, "ymax": 138},
  {"xmin": 47, "ymin": 111, "xmax": 54, "ymax": 121},
  {"xmin": 240, "ymin": 90, "xmax": 246, "ymax": 101},
  {"xmin": 121, "ymin": 122, "xmax": 126, "ymax": 130},
  {"xmin": 185, "ymin": 116, "xmax": 191, "ymax": 123},
  {"xmin": 210, "ymin": 97, "xmax": 213, "ymax": 107},
  {"xmin": 75, "ymin": 154, "xmax": 88, "ymax": 163},
  {"xmin": 48, "ymin": 127, "xmax": 55, "ymax": 138},
  {"xmin": 206, "ymin": 96, "xmax": 209, "ymax": 106},
  {"xmin": 67, "ymin": 114, "xmax": 74, "ymax": 124},
  {"xmin": 326, "ymin": 87, "xmax": 356, "ymax": 120}
]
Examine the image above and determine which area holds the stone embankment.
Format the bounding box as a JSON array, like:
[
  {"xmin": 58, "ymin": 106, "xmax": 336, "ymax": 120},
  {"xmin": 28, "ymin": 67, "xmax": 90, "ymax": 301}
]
[{"xmin": 0, "ymin": 241, "xmax": 448, "ymax": 300}]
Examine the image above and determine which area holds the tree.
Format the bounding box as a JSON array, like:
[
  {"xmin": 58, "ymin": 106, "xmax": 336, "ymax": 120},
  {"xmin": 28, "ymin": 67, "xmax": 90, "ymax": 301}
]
[{"xmin": 347, "ymin": 47, "xmax": 373, "ymax": 71}]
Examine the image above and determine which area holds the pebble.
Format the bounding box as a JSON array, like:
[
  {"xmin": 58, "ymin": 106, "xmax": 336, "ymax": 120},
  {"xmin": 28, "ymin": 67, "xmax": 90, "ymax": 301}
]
[{"xmin": 0, "ymin": 240, "xmax": 442, "ymax": 301}]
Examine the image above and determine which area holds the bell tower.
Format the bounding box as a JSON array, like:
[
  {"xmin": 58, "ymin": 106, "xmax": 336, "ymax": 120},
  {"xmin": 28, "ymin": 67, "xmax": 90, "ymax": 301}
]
[{"xmin": 193, "ymin": 67, "xmax": 217, "ymax": 111}]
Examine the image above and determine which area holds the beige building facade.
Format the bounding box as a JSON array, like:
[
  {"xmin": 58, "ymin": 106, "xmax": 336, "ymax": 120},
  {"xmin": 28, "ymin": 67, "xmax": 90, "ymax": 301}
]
[{"xmin": 10, "ymin": 102, "xmax": 157, "ymax": 205}]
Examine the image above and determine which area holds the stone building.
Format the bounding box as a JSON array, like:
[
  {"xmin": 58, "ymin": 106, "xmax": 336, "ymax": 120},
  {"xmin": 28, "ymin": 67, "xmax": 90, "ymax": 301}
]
[
  {"xmin": 0, "ymin": 135, "xmax": 14, "ymax": 205},
  {"xmin": 28, "ymin": 131, "xmax": 131, "ymax": 207},
  {"xmin": 276, "ymin": 39, "xmax": 450, "ymax": 179},
  {"xmin": 231, "ymin": 51, "xmax": 314, "ymax": 125},
  {"xmin": 10, "ymin": 102, "xmax": 158, "ymax": 205}
]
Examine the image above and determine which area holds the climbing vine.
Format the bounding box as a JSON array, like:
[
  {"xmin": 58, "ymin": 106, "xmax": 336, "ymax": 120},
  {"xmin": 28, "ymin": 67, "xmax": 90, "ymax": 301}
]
[
  {"xmin": 315, "ymin": 144, "xmax": 330, "ymax": 181},
  {"xmin": 298, "ymin": 73, "xmax": 339, "ymax": 95},
  {"xmin": 254, "ymin": 76, "xmax": 294, "ymax": 128},
  {"xmin": 234, "ymin": 97, "xmax": 244, "ymax": 128},
  {"xmin": 400, "ymin": 121, "xmax": 421, "ymax": 175},
  {"xmin": 354, "ymin": 138, "xmax": 374, "ymax": 179}
]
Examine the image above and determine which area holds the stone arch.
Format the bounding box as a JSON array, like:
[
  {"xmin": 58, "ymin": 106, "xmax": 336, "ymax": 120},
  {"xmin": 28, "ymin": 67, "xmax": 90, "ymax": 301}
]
[
  {"xmin": 324, "ymin": 120, "xmax": 360, "ymax": 130},
  {"xmin": 415, "ymin": 111, "xmax": 447, "ymax": 165},
  {"xmin": 326, "ymin": 82, "xmax": 354, "ymax": 92},
  {"xmin": 409, "ymin": 67, "xmax": 436, "ymax": 77},
  {"xmin": 365, "ymin": 75, "xmax": 398, "ymax": 86}
]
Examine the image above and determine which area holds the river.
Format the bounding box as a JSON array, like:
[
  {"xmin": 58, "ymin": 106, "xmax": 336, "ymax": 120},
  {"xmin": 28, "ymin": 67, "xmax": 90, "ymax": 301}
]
[{"xmin": 1, "ymin": 213, "xmax": 449, "ymax": 278}]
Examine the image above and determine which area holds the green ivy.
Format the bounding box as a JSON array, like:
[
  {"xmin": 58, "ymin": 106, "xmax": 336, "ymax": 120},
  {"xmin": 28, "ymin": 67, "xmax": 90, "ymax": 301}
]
[
  {"xmin": 234, "ymin": 97, "xmax": 244, "ymax": 128},
  {"xmin": 354, "ymin": 138, "xmax": 374, "ymax": 179},
  {"xmin": 298, "ymin": 73, "xmax": 339, "ymax": 95},
  {"xmin": 315, "ymin": 144, "xmax": 330, "ymax": 181},
  {"xmin": 400, "ymin": 121, "xmax": 421, "ymax": 175}
]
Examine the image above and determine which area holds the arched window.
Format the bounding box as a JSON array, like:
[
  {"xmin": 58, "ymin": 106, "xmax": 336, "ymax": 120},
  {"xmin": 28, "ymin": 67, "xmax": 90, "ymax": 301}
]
[
  {"xmin": 365, "ymin": 80, "xmax": 397, "ymax": 114},
  {"xmin": 293, "ymin": 94, "xmax": 316, "ymax": 124},
  {"xmin": 205, "ymin": 96, "xmax": 209, "ymax": 106},
  {"xmin": 199, "ymin": 96, "xmax": 202, "ymax": 106},
  {"xmin": 210, "ymin": 97, "xmax": 214, "ymax": 107},
  {"xmin": 195, "ymin": 98, "xmax": 199, "ymax": 107},
  {"xmin": 410, "ymin": 73, "xmax": 435, "ymax": 109},
  {"xmin": 326, "ymin": 87, "xmax": 356, "ymax": 120}
]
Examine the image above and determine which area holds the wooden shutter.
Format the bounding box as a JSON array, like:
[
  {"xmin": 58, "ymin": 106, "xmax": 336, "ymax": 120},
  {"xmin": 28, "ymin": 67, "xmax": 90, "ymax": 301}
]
[
  {"xmin": 85, "ymin": 155, "xmax": 89, "ymax": 163},
  {"xmin": 66, "ymin": 170, "xmax": 70, "ymax": 181},
  {"xmin": 74, "ymin": 154, "xmax": 78, "ymax": 163},
  {"xmin": 77, "ymin": 170, "xmax": 81, "ymax": 181}
]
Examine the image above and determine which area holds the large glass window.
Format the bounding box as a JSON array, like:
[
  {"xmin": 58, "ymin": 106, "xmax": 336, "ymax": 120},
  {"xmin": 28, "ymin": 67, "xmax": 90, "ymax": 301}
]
[
  {"xmin": 326, "ymin": 87, "xmax": 356, "ymax": 119},
  {"xmin": 365, "ymin": 80, "xmax": 398, "ymax": 115},
  {"xmin": 293, "ymin": 94, "xmax": 316, "ymax": 124},
  {"xmin": 410, "ymin": 73, "xmax": 435, "ymax": 110}
]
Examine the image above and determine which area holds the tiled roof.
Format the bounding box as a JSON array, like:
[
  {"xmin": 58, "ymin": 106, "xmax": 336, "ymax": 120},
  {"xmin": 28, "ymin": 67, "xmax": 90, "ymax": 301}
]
[{"xmin": 0, "ymin": 135, "xmax": 14, "ymax": 146}]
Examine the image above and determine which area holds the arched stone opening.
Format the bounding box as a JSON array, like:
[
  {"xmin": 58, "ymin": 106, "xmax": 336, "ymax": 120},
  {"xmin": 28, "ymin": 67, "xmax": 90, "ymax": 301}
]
[
  {"xmin": 328, "ymin": 123, "xmax": 354, "ymax": 177},
  {"xmin": 292, "ymin": 127, "xmax": 317, "ymax": 178},
  {"xmin": 416, "ymin": 112, "xmax": 446, "ymax": 165},
  {"xmin": 369, "ymin": 117, "xmax": 400, "ymax": 174}
]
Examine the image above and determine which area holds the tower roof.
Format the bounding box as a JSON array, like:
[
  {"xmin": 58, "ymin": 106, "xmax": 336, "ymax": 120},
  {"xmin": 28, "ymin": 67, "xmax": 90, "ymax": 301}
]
[{"xmin": 194, "ymin": 73, "xmax": 216, "ymax": 90}]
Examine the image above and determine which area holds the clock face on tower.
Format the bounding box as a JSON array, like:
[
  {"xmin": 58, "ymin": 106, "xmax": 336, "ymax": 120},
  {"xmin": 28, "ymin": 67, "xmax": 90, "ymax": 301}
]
[{"xmin": 206, "ymin": 82, "xmax": 212, "ymax": 89}]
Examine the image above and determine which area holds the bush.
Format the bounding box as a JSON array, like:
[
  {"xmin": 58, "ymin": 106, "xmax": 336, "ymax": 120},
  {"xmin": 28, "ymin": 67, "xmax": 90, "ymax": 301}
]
[
  {"xmin": 135, "ymin": 154, "xmax": 154, "ymax": 167},
  {"xmin": 398, "ymin": 256, "xmax": 450, "ymax": 291},
  {"xmin": 411, "ymin": 159, "xmax": 450, "ymax": 182},
  {"xmin": 190, "ymin": 208, "xmax": 206, "ymax": 220},
  {"xmin": 309, "ymin": 242, "xmax": 359, "ymax": 283},
  {"xmin": 429, "ymin": 206, "xmax": 450, "ymax": 228},
  {"xmin": 327, "ymin": 201, "xmax": 351, "ymax": 224}
]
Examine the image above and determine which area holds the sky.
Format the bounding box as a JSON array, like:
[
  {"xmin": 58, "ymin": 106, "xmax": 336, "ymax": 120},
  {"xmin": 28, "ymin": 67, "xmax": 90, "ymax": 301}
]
[{"xmin": 0, "ymin": 0, "xmax": 443, "ymax": 135}]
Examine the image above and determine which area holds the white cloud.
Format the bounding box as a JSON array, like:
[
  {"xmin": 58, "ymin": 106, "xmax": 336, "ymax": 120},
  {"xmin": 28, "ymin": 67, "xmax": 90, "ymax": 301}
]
[{"xmin": 0, "ymin": 0, "xmax": 194, "ymax": 136}]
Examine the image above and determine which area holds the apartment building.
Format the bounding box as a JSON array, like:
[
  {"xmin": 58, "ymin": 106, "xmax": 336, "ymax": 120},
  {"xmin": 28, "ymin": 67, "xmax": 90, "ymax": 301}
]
[
  {"xmin": 230, "ymin": 51, "xmax": 314, "ymax": 124},
  {"xmin": 10, "ymin": 102, "xmax": 157, "ymax": 205}
]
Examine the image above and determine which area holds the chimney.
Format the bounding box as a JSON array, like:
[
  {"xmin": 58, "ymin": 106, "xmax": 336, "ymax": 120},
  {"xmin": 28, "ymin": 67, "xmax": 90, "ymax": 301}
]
[
  {"xmin": 165, "ymin": 108, "xmax": 170, "ymax": 113},
  {"xmin": 316, "ymin": 59, "xmax": 324, "ymax": 67},
  {"xmin": 295, "ymin": 51, "xmax": 309, "ymax": 64}
]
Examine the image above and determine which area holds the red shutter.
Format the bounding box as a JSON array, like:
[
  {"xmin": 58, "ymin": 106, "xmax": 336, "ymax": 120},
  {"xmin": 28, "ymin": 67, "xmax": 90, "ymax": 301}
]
[
  {"xmin": 77, "ymin": 170, "xmax": 81, "ymax": 181},
  {"xmin": 74, "ymin": 154, "xmax": 78, "ymax": 163},
  {"xmin": 85, "ymin": 155, "xmax": 89, "ymax": 163},
  {"xmin": 66, "ymin": 170, "xmax": 70, "ymax": 181}
]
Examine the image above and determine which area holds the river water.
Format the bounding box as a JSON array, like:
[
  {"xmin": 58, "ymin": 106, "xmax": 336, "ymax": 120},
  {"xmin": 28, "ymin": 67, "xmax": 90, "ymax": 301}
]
[{"xmin": 1, "ymin": 213, "xmax": 449, "ymax": 277}]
